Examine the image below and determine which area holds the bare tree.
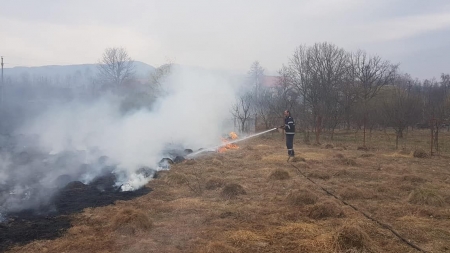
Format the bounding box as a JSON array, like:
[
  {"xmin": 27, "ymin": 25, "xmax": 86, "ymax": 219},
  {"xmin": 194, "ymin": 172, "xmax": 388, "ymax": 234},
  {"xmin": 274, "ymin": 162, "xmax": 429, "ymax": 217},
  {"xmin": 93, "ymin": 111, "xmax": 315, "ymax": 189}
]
[
  {"xmin": 350, "ymin": 50, "xmax": 398, "ymax": 147},
  {"xmin": 246, "ymin": 61, "xmax": 270, "ymax": 130},
  {"xmin": 149, "ymin": 63, "xmax": 173, "ymax": 97},
  {"xmin": 231, "ymin": 92, "xmax": 253, "ymax": 133},
  {"xmin": 254, "ymin": 87, "xmax": 275, "ymax": 130},
  {"xmin": 382, "ymin": 74, "xmax": 421, "ymax": 148},
  {"xmin": 289, "ymin": 42, "xmax": 349, "ymax": 144},
  {"xmin": 422, "ymin": 79, "xmax": 444, "ymax": 119},
  {"xmin": 269, "ymin": 66, "xmax": 298, "ymax": 125},
  {"xmin": 97, "ymin": 47, "xmax": 135, "ymax": 89},
  {"xmin": 248, "ymin": 61, "xmax": 265, "ymax": 101},
  {"xmin": 340, "ymin": 71, "xmax": 359, "ymax": 130},
  {"xmin": 440, "ymin": 73, "xmax": 450, "ymax": 128}
]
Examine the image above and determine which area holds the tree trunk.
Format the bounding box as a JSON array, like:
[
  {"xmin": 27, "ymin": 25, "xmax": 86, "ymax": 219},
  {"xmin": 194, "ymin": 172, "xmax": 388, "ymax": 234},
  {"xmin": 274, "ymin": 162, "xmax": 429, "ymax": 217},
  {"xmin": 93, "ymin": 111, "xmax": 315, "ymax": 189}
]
[
  {"xmin": 395, "ymin": 132, "xmax": 399, "ymax": 150},
  {"xmin": 434, "ymin": 125, "xmax": 439, "ymax": 153},
  {"xmin": 363, "ymin": 114, "xmax": 367, "ymax": 147},
  {"xmin": 346, "ymin": 114, "xmax": 351, "ymax": 130},
  {"xmin": 303, "ymin": 130, "xmax": 310, "ymax": 144},
  {"xmin": 398, "ymin": 128, "xmax": 403, "ymax": 138},
  {"xmin": 315, "ymin": 115, "xmax": 322, "ymax": 144}
]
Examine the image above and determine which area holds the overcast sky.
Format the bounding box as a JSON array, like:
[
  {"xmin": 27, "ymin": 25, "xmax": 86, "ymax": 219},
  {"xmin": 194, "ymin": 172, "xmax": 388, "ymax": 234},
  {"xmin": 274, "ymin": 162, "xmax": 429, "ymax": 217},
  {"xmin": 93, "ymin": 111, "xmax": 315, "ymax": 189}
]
[{"xmin": 1, "ymin": 0, "xmax": 450, "ymax": 79}]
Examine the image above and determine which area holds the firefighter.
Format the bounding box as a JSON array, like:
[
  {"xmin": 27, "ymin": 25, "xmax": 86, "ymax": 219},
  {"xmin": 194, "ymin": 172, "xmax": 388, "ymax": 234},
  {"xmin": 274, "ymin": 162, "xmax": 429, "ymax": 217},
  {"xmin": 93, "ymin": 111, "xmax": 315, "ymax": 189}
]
[{"xmin": 279, "ymin": 110, "xmax": 295, "ymax": 159}]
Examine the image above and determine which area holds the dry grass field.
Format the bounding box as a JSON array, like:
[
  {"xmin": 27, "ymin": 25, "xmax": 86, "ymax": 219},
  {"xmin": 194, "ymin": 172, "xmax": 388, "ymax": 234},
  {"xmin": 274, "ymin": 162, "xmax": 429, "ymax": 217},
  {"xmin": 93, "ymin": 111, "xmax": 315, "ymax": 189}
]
[{"xmin": 7, "ymin": 129, "xmax": 450, "ymax": 253}]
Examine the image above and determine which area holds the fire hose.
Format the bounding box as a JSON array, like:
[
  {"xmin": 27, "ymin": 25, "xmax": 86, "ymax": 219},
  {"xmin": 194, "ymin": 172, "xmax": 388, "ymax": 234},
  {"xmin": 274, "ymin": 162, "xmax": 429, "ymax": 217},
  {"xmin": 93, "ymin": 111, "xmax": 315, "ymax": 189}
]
[{"xmin": 186, "ymin": 128, "xmax": 279, "ymax": 158}]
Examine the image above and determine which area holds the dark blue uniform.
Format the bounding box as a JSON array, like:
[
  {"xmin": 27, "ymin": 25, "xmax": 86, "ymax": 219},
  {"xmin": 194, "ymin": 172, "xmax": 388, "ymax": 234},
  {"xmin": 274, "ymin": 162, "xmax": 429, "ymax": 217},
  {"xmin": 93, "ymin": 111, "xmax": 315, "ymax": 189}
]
[{"xmin": 284, "ymin": 116, "xmax": 295, "ymax": 157}]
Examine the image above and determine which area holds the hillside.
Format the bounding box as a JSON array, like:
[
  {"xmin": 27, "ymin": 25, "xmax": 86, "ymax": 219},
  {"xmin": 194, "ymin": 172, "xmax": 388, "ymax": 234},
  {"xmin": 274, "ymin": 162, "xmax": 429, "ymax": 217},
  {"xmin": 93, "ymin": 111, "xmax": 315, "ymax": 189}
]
[{"xmin": 3, "ymin": 61, "xmax": 156, "ymax": 81}]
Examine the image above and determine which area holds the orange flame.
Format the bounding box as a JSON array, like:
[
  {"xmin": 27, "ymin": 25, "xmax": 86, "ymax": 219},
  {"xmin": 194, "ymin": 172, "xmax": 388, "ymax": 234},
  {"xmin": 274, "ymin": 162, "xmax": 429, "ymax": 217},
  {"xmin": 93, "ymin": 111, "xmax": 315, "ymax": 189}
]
[{"xmin": 218, "ymin": 132, "xmax": 239, "ymax": 153}]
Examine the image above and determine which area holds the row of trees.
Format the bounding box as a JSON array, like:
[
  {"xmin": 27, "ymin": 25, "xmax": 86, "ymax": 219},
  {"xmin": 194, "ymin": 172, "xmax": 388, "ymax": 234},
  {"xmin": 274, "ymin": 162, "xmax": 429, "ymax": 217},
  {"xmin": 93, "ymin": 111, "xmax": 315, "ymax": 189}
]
[{"xmin": 233, "ymin": 42, "xmax": 450, "ymax": 148}]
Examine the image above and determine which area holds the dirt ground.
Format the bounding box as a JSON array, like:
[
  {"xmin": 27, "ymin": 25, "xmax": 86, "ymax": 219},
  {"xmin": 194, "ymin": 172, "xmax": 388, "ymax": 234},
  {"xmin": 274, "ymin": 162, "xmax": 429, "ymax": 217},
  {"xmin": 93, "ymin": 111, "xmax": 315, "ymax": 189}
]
[{"xmin": 7, "ymin": 130, "xmax": 450, "ymax": 253}]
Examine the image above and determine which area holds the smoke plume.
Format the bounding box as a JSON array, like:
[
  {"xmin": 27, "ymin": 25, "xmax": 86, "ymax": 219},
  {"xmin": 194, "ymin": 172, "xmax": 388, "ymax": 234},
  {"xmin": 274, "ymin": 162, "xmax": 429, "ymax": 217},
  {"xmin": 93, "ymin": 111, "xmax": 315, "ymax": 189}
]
[{"xmin": 0, "ymin": 66, "xmax": 241, "ymax": 214}]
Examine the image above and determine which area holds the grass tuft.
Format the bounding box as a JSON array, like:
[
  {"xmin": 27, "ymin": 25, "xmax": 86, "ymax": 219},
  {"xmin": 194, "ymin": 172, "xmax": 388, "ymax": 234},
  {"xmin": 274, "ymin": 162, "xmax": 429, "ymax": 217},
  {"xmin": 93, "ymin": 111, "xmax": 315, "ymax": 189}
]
[
  {"xmin": 221, "ymin": 183, "xmax": 246, "ymax": 199},
  {"xmin": 308, "ymin": 201, "xmax": 345, "ymax": 219},
  {"xmin": 111, "ymin": 208, "xmax": 152, "ymax": 235},
  {"xmin": 228, "ymin": 230, "xmax": 265, "ymax": 247},
  {"xmin": 286, "ymin": 189, "xmax": 319, "ymax": 206},
  {"xmin": 413, "ymin": 149, "xmax": 428, "ymax": 158},
  {"xmin": 205, "ymin": 177, "xmax": 226, "ymax": 190},
  {"xmin": 333, "ymin": 224, "xmax": 373, "ymax": 253},
  {"xmin": 269, "ymin": 169, "xmax": 290, "ymax": 180},
  {"xmin": 307, "ymin": 170, "xmax": 331, "ymax": 180},
  {"xmin": 408, "ymin": 187, "xmax": 445, "ymax": 207},
  {"xmin": 291, "ymin": 156, "xmax": 306, "ymax": 162},
  {"xmin": 339, "ymin": 187, "xmax": 365, "ymax": 200},
  {"xmin": 166, "ymin": 172, "xmax": 189, "ymax": 185},
  {"xmin": 202, "ymin": 242, "xmax": 238, "ymax": 253}
]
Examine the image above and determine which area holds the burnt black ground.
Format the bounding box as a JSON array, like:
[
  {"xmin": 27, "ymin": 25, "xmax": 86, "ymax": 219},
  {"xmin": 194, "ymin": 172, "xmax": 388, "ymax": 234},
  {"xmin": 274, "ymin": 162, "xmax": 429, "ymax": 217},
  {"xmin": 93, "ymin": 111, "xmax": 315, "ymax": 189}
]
[
  {"xmin": 0, "ymin": 215, "xmax": 71, "ymax": 253},
  {"xmin": 0, "ymin": 175, "xmax": 151, "ymax": 252},
  {"xmin": 0, "ymin": 134, "xmax": 190, "ymax": 252}
]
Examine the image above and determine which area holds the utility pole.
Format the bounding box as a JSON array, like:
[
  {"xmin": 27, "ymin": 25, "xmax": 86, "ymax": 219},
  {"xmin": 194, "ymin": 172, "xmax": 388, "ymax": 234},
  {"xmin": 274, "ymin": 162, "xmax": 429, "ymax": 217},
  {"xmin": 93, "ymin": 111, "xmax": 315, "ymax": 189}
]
[{"xmin": 1, "ymin": 56, "xmax": 3, "ymax": 106}]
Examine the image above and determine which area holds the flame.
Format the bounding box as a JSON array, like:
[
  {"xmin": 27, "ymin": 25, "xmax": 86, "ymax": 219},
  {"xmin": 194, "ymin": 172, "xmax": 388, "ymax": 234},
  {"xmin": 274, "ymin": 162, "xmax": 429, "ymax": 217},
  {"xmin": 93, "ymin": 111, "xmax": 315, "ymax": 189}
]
[{"xmin": 218, "ymin": 132, "xmax": 239, "ymax": 153}]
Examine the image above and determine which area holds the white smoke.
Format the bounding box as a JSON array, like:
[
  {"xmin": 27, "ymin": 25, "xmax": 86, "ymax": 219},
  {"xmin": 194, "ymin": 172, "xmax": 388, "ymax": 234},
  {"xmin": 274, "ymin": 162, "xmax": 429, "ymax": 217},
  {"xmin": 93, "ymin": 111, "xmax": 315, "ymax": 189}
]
[
  {"xmin": 17, "ymin": 66, "xmax": 240, "ymax": 191},
  {"xmin": 0, "ymin": 153, "xmax": 12, "ymax": 185}
]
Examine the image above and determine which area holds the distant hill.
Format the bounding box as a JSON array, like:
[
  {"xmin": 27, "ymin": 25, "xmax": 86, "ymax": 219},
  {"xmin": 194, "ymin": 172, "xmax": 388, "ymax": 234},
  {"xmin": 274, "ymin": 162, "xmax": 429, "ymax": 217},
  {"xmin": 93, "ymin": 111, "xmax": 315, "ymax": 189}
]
[{"xmin": 3, "ymin": 61, "xmax": 156, "ymax": 81}]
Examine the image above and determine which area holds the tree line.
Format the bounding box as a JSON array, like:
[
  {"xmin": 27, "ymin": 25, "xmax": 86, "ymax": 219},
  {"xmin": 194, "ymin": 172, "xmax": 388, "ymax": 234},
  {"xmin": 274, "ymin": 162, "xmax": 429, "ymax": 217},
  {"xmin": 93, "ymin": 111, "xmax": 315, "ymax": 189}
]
[{"xmin": 233, "ymin": 42, "xmax": 450, "ymax": 148}]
